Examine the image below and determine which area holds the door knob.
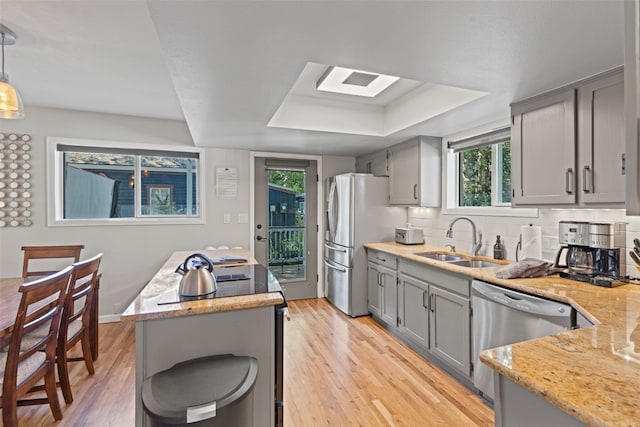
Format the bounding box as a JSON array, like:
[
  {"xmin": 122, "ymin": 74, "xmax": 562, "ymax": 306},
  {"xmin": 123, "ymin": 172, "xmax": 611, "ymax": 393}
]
[{"xmin": 256, "ymin": 235, "xmax": 264, "ymax": 241}]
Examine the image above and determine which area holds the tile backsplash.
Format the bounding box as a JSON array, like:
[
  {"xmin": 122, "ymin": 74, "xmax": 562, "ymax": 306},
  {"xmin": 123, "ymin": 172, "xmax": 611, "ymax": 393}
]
[{"xmin": 407, "ymin": 208, "xmax": 640, "ymax": 278}]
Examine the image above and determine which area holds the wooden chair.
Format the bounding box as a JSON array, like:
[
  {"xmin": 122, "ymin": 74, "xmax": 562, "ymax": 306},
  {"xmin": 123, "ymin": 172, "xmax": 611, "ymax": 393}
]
[
  {"xmin": 57, "ymin": 253, "xmax": 102, "ymax": 404},
  {"xmin": 21, "ymin": 245, "xmax": 85, "ymax": 278},
  {"xmin": 22, "ymin": 254, "xmax": 103, "ymax": 405},
  {"xmin": 0, "ymin": 266, "xmax": 73, "ymax": 427}
]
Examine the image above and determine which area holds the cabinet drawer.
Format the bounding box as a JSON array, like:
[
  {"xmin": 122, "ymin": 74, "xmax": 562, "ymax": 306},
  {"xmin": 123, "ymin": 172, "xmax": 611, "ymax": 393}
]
[
  {"xmin": 399, "ymin": 259, "xmax": 470, "ymax": 297},
  {"xmin": 367, "ymin": 250, "xmax": 397, "ymax": 269}
]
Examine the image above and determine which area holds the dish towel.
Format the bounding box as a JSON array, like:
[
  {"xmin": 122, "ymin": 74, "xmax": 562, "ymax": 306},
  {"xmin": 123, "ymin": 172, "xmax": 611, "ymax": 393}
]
[{"xmin": 496, "ymin": 258, "xmax": 553, "ymax": 279}]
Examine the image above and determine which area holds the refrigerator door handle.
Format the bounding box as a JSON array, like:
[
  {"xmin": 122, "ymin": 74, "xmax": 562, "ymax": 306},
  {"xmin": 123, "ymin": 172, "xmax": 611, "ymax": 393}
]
[
  {"xmin": 327, "ymin": 180, "xmax": 337, "ymax": 238},
  {"xmin": 323, "ymin": 258, "xmax": 347, "ymax": 273},
  {"xmin": 324, "ymin": 241, "xmax": 348, "ymax": 252}
]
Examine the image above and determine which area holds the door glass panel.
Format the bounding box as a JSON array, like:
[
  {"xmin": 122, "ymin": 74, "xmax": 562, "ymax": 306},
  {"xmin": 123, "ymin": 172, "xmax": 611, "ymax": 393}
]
[{"xmin": 267, "ymin": 169, "xmax": 306, "ymax": 282}]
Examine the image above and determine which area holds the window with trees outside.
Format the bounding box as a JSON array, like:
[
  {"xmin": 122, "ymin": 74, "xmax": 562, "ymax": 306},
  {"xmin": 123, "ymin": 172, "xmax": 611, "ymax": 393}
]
[
  {"xmin": 47, "ymin": 138, "xmax": 204, "ymax": 225},
  {"xmin": 448, "ymin": 128, "xmax": 511, "ymax": 208}
]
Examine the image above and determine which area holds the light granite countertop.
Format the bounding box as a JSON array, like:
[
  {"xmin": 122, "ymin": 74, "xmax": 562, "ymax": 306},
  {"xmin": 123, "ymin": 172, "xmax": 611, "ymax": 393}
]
[
  {"xmin": 365, "ymin": 242, "xmax": 640, "ymax": 427},
  {"xmin": 121, "ymin": 249, "xmax": 284, "ymax": 322}
]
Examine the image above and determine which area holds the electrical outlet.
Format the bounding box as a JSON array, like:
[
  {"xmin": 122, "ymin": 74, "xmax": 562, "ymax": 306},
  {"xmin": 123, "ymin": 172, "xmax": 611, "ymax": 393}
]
[
  {"xmin": 238, "ymin": 213, "xmax": 248, "ymax": 223},
  {"xmin": 543, "ymin": 237, "xmax": 558, "ymax": 250}
]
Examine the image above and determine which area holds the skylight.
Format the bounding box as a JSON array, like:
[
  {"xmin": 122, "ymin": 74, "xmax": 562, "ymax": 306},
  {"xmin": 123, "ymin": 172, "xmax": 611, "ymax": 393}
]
[{"xmin": 316, "ymin": 66, "xmax": 399, "ymax": 98}]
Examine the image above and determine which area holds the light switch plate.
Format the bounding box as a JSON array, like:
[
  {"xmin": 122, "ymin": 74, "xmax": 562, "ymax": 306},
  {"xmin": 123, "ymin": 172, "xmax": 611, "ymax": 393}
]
[
  {"xmin": 238, "ymin": 213, "xmax": 248, "ymax": 223},
  {"xmin": 223, "ymin": 213, "xmax": 231, "ymax": 224}
]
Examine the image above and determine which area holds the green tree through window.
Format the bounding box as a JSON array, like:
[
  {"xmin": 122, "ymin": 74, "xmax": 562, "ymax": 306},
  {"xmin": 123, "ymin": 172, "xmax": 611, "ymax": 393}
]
[
  {"xmin": 459, "ymin": 141, "xmax": 511, "ymax": 207},
  {"xmin": 267, "ymin": 170, "xmax": 305, "ymax": 194}
]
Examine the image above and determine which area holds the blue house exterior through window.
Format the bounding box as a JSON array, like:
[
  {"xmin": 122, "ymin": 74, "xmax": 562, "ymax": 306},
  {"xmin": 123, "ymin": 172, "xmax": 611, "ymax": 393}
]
[{"xmin": 61, "ymin": 148, "xmax": 199, "ymax": 219}]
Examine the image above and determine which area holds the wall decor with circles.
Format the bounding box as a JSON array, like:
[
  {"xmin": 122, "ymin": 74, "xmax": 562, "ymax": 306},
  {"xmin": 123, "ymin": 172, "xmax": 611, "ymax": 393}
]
[{"xmin": 0, "ymin": 133, "xmax": 32, "ymax": 227}]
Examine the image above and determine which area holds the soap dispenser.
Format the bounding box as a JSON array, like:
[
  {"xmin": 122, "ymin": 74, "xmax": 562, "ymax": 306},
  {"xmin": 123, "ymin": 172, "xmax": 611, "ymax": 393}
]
[{"xmin": 493, "ymin": 235, "xmax": 505, "ymax": 260}]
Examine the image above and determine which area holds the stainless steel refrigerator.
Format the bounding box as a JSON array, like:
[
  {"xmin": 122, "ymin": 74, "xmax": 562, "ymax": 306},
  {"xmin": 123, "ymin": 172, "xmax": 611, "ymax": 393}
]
[{"xmin": 324, "ymin": 173, "xmax": 406, "ymax": 317}]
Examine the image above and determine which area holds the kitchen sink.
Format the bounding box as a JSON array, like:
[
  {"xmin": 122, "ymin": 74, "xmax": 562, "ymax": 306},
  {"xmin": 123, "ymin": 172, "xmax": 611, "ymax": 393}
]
[
  {"xmin": 448, "ymin": 259, "xmax": 501, "ymax": 268},
  {"xmin": 414, "ymin": 252, "xmax": 463, "ymax": 262}
]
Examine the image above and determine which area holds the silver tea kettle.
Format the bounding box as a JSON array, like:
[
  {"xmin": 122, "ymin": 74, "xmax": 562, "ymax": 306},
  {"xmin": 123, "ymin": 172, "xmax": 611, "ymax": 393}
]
[{"xmin": 175, "ymin": 253, "xmax": 217, "ymax": 296}]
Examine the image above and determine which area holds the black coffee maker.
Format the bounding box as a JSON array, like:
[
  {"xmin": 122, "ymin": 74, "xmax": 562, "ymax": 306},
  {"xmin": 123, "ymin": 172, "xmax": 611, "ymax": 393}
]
[{"xmin": 554, "ymin": 221, "xmax": 624, "ymax": 286}]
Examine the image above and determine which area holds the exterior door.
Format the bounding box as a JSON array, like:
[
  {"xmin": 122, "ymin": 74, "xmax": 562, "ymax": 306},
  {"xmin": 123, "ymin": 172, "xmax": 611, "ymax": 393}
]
[{"xmin": 254, "ymin": 157, "xmax": 318, "ymax": 300}]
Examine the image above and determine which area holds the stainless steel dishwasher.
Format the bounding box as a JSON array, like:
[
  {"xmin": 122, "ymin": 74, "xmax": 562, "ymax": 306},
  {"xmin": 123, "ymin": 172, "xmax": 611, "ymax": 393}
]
[{"xmin": 471, "ymin": 280, "xmax": 575, "ymax": 401}]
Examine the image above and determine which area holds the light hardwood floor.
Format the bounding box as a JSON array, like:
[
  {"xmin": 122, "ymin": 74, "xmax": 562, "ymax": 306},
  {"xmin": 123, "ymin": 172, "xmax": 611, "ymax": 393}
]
[{"xmin": 10, "ymin": 298, "xmax": 493, "ymax": 426}]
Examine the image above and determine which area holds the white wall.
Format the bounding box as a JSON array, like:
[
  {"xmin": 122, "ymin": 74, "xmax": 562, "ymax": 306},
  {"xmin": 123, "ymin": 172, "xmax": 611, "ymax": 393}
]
[{"xmin": 0, "ymin": 106, "xmax": 355, "ymax": 317}]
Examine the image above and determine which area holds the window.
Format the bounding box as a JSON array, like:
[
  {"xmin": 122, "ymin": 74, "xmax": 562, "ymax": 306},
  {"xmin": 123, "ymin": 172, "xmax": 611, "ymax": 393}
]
[
  {"xmin": 47, "ymin": 137, "xmax": 204, "ymax": 225},
  {"xmin": 457, "ymin": 140, "xmax": 511, "ymax": 207},
  {"xmin": 443, "ymin": 126, "xmax": 536, "ymax": 217}
]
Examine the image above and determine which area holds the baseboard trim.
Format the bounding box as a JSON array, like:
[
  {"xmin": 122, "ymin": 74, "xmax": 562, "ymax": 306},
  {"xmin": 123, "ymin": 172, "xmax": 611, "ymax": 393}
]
[{"xmin": 99, "ymin": 314, "xmax": 121, "ymax": 323}]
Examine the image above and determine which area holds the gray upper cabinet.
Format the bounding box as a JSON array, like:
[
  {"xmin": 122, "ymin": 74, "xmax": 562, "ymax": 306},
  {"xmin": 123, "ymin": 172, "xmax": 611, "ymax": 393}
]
[
  {"xmin": 355, "ymin": 153, "xmax": 372, "ymax": 174},
  {"xmin": 625, "ymin": 0, "xmax": 640, "ymax": 215},
  {"xmin": 388, "ymin": 136, "xmax": 441, "ymax": 207},
  {"xmin": 355, "ymin": 149, "xmax": 389, "ymax": 176},
  {"xmin": 578, "ymin": 69, "xmax": 625, "ymax": 205},
  {"xmin": 370, "ymin": 150, "xmax": 390, "ymax": 177},
  {"xmin": 511, "ymin": 67, "xmax": 625, "ymax": 208},
  {"xmin": 511, "ymin": 88, "xmax": 577, "ymax": 206}
]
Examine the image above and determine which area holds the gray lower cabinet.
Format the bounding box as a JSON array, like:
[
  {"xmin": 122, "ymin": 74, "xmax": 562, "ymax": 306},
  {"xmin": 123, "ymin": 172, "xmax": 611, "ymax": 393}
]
[
  {"xmin": 367, "ymin": 251, "xmax": 398, "ymax": 327},
  {"xmin": 379, "ymin": 265, "xmax": 397, "ymax": 326},
  {"xmin": 398, "ymin": 273, "xmax": 429, "ymax": 349},
  {"xmin": 429, "ymin": 284, "xmax": 471, "ymax": 377},
  {"xmin": 494, "ymin": 374, "xmax": 586, "ymax": 427},
  {"xmin": 367, "ymin": 261, "xmax": 382, "ymax": 317},
  {"xmin": 397, "ymin": 259, "xmax": 472, "ymax": 379}
]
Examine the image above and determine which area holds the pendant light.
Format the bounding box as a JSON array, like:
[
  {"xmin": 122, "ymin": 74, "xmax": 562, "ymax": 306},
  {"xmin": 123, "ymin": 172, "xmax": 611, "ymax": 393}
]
[{"xmin": 0, "ymin": 24, "xmax": 24, "ymax": 119}]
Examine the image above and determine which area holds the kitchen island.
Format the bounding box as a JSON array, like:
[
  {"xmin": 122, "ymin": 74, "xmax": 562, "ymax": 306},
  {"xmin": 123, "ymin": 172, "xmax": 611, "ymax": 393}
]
[
  {"xmin": 121, "ymin": 250, "xmax": 285, "ymax": 427},
  {"xmin": 364, "ymin": 242, "xmax": 640, "ymax": 427}
]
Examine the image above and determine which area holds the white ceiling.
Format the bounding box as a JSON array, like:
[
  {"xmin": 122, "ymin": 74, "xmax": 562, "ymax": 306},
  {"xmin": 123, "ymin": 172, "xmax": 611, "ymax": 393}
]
[{"xmin": 0, "ymin": 0, "xmax": 625, "ymax": 156}]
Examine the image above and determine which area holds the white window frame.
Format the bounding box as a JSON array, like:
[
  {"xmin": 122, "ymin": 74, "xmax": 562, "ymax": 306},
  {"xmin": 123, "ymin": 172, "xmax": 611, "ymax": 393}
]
[
  {"xmin": 47, "ymin": 136, "xmax": 206, "ymax": 226},
  {"xmin": 442, "ymin": 123, "xmax": 538, "ymax": 218}
]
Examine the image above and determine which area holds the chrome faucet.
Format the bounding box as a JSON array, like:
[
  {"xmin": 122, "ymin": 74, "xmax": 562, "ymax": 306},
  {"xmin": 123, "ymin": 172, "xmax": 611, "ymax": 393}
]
[{"xmin": 446, "ymin": 216, "xmax": 482, "ymax": 256}]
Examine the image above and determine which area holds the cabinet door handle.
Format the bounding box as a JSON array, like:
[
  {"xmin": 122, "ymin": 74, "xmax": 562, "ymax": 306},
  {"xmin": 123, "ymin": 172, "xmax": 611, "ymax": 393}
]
[
  {"xmin": 413, "ymin": 184, "xmax": 418, "ymax": 200},
  {"xmin": 582, "ymin": 165, "xmax": 593, "ymax": 193},
  {"xmin": 565, "ymin": 168, "xmax": 574, "ymax": 194},
  {"xmin": 378, "ymin": 272, "xmax": 383, "ymax": 287},
  {"xmin": 430, "ymin": 293, "xmax": 435, "ymax": 313},
  {"xmin": 423, "ymin": 290, "xmax": 428, "ymax": 308}
]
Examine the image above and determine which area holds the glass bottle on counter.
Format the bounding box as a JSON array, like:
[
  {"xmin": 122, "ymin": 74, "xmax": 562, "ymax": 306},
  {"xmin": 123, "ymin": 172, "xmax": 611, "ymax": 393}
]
[{"xmin": 493, "ymin": 235, "xmax": 505, "ymax": 260}]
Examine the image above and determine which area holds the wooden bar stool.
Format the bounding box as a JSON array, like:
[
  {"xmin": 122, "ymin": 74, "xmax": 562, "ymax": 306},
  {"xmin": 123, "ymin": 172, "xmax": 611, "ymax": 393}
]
[
  {"xmin": 0, "ymin": 266, "xmax": 74, "ymax": 427},
  {"xmin": 21, "ymin": 245, "xmax": 84, "ymax": 278}
]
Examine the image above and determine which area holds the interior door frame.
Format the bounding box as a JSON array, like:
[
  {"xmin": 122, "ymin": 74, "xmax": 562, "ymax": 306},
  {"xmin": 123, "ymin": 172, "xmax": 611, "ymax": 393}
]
[{"xmin": 249, "ymin": 151, "xmax": 324, "ymax": 297}]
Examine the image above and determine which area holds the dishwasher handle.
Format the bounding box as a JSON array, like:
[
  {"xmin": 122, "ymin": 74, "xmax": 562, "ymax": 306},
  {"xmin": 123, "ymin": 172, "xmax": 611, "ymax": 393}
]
[{"xmin": 472, "ymin": 280, "xmax": 573, "ymax": 320}]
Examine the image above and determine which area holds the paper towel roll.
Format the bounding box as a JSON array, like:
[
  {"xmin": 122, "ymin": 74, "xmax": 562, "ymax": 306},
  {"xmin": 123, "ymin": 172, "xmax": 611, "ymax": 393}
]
[{"xmin": 520, "ymin": 225, "xmax": 542, "ymax": 260}]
